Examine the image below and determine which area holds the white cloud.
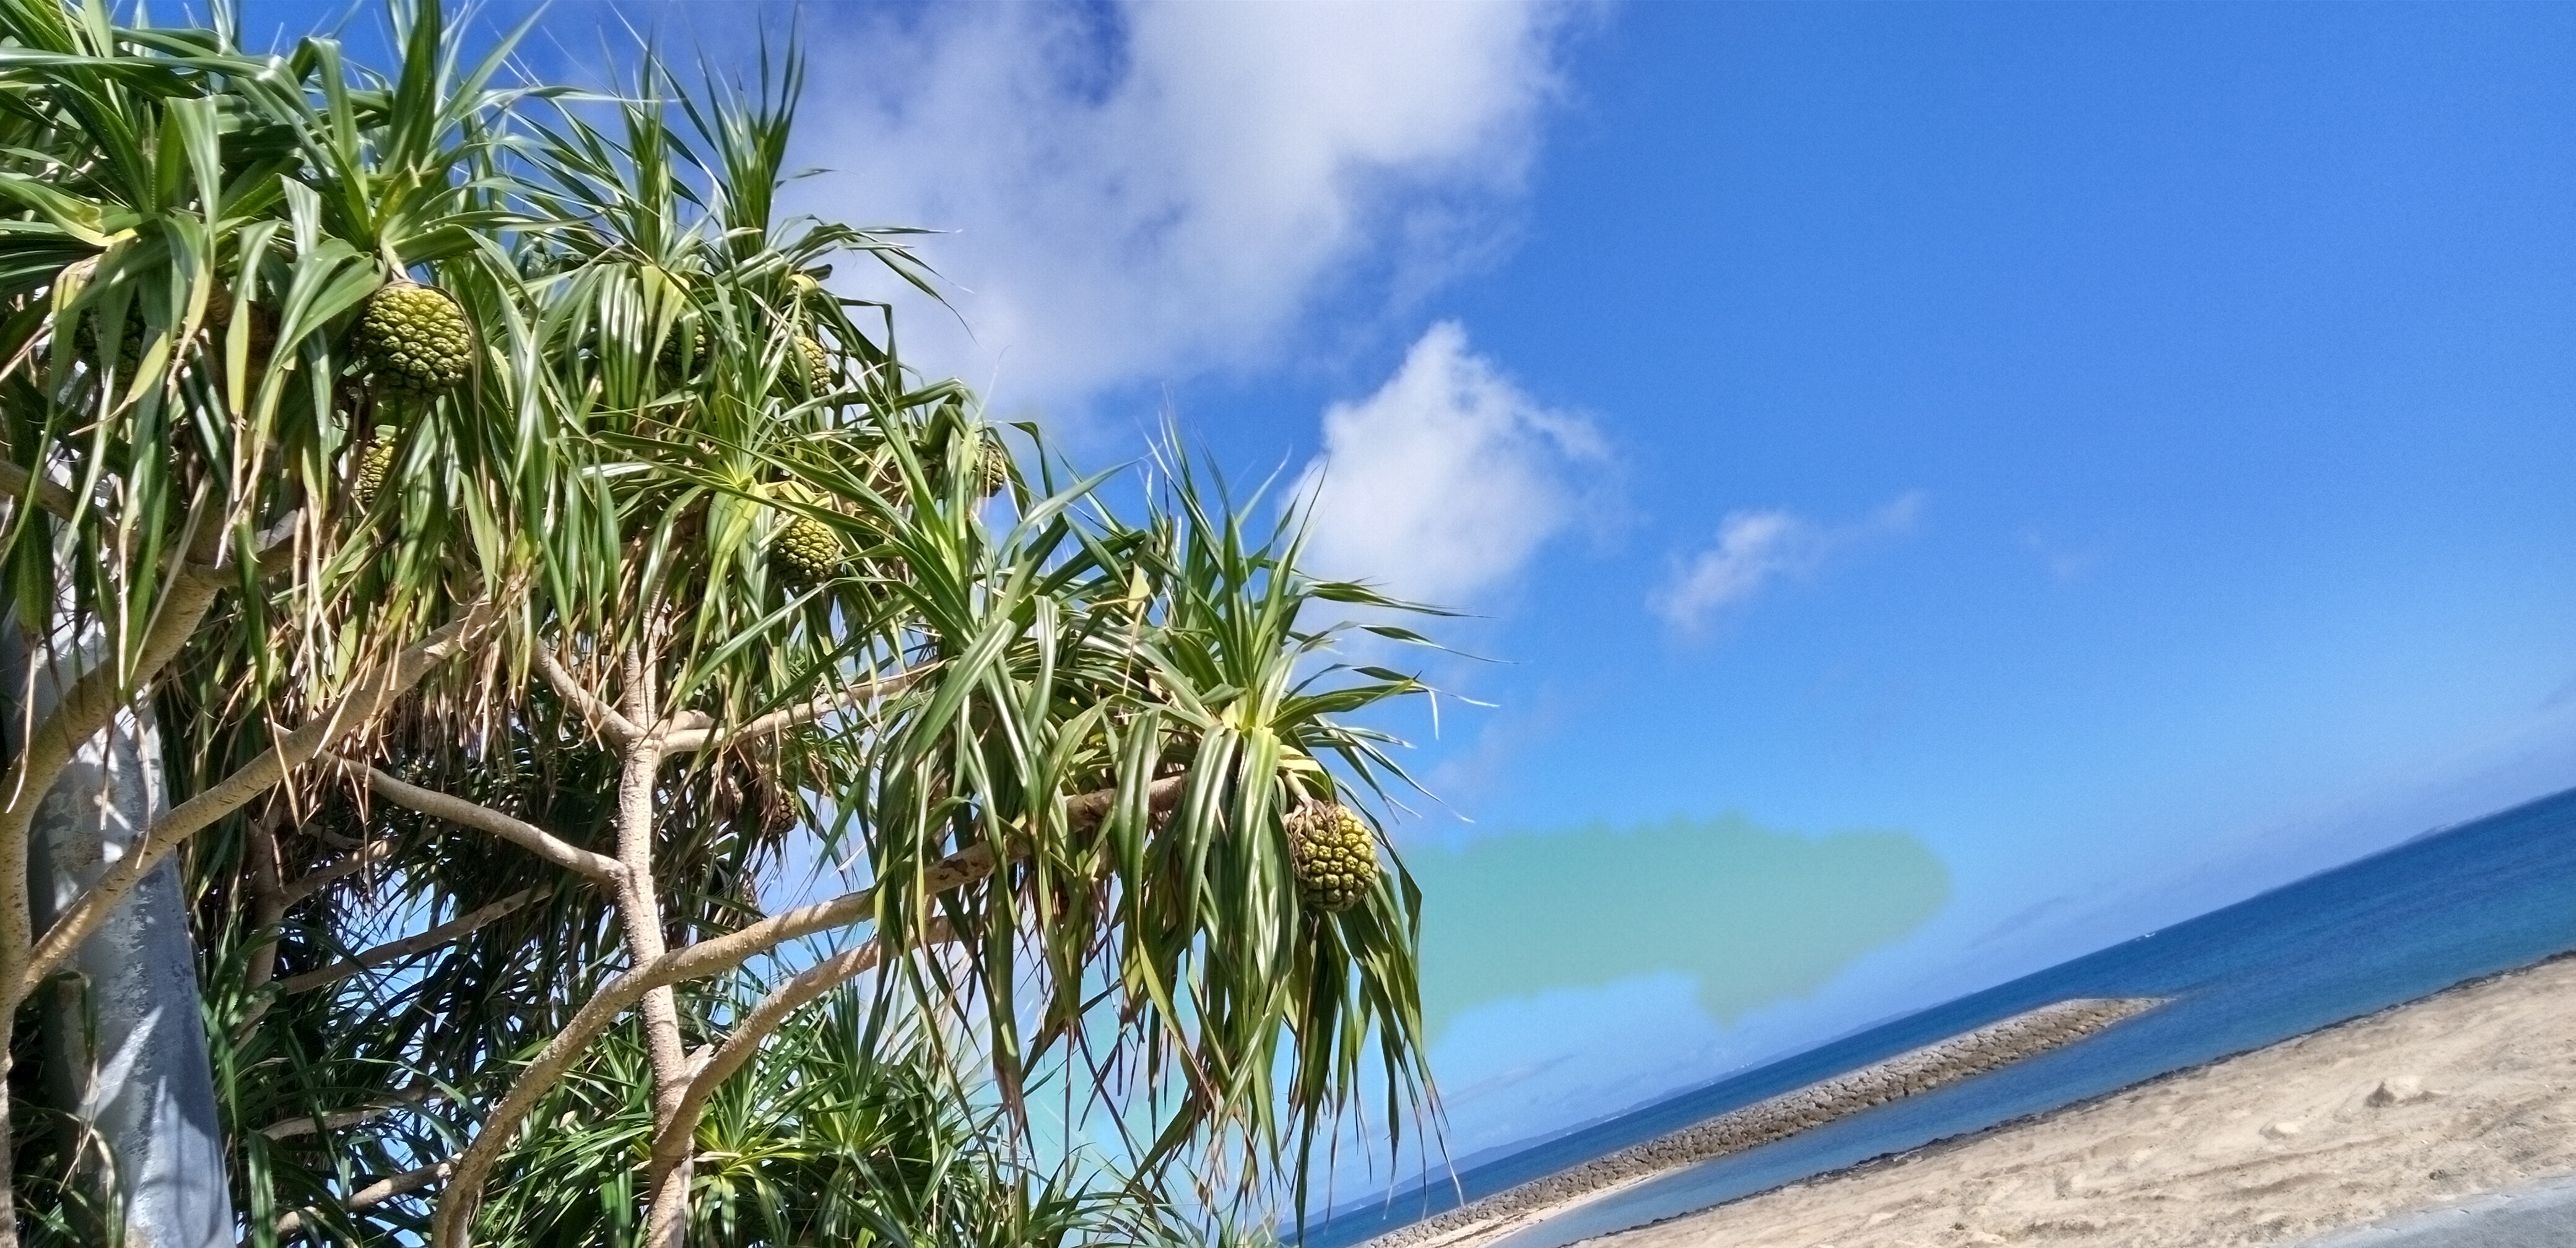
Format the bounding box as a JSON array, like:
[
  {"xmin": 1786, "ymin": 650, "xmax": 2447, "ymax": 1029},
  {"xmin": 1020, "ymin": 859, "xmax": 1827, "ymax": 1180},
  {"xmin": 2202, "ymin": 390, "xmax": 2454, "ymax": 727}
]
[
  {"xmin": 1292, "ymin": 322, "xmax": 1603, "ymax": 607},
  {"xmin": 793, "ymin": 1, "xmax": 1580, "ymax": 415},
  {"xmin": 1655, "ymin": 492, "xmax": 1925, "ymax": 633}
]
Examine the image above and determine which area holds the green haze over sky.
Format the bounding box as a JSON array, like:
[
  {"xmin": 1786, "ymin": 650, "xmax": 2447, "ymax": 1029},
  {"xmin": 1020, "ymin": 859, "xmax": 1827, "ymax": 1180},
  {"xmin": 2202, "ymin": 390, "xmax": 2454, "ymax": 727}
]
[{"xmin": 1406, "ymin": 816, "xmax": 1951, "ymax": 1039}]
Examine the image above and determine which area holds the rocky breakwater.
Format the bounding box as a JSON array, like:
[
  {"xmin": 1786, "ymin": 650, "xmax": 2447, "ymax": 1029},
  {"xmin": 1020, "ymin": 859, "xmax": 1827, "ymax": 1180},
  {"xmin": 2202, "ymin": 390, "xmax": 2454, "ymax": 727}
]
[{"xmin": 1369, "ymin": 996, "xmax": 2167, "ymax": 1248}]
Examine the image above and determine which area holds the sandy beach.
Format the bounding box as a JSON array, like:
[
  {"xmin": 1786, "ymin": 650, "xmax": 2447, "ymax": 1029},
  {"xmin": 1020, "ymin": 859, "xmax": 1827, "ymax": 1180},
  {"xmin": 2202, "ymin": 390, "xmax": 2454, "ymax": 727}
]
[{"xmin": 1479, "ymin": 953, "xmax": 2576, "ymax": 1248}]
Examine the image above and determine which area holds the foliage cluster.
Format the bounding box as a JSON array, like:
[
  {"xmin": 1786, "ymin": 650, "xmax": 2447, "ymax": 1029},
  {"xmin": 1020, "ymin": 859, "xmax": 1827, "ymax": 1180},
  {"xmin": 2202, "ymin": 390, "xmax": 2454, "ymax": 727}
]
[{"xmin": 0, "ymin": 1, "xmax": 1438, "ymax": 1242}]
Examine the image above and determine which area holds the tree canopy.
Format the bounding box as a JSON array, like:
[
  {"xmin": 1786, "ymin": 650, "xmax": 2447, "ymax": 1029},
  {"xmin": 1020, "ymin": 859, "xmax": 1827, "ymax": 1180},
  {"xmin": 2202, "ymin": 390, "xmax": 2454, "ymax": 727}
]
[{"xmin": 0, "ymin": 2, "xmax": 1440, "ymax": 1241}]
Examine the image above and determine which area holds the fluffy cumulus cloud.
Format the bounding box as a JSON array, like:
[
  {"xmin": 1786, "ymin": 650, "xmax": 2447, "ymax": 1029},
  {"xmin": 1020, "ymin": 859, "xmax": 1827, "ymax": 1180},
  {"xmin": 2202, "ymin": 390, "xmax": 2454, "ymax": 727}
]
[
  {"xmin": 793, "ymin": 1, "xmax": 1578, "ymax": 412},
  {"xmin": 1293, "ymin": 322, "xmax": 1603, "ymax": 607},
  {"xmin": 1655, "ymin": 492, "xmax": 1925, "ymax": 633}
]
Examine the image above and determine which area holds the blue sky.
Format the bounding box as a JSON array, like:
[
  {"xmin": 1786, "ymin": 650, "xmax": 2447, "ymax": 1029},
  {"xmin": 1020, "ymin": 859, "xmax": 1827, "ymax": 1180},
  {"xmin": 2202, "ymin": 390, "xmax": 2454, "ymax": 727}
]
[
  {"xmin": 1055, "ymin": 1, "xmax": 2576, "ymax": 1173},
  {"xmin": 264, "ymin": 0, "xmax": 2576, "ymax": 1186}
]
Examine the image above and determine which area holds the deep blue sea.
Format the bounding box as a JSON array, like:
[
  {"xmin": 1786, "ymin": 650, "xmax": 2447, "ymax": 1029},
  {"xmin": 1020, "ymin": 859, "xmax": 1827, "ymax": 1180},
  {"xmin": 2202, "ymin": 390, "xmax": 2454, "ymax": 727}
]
[{"xmin": 1307, "ymin": 784, "xmax": 2576, "ymax": 1248}]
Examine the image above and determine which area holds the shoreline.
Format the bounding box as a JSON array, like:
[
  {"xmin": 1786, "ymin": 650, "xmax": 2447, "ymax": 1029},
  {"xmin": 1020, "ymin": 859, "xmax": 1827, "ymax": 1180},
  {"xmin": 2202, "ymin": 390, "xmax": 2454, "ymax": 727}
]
[
  {"xmin": 1474, "ymin": 950, "xmax": 2576, "ymax": 1248},
  {"xmin": 1367, "ymin": 997, "xmax": 2165, "ymax": 1248}
]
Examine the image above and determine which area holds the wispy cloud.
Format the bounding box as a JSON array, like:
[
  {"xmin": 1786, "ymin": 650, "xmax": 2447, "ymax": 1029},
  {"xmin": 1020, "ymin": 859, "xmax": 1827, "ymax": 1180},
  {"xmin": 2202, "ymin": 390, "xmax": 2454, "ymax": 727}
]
[
  {"xmin": 793, "ymin": 2, "xmax": 1582, "ymax": 415},
  {"xmin": 1654, "ymin": 492, "xmax": 1925, "ymax": 633},
  {"xmin": 2019, "ymin": 527, "xmax": 2099, "ymax": 583},
  {"xmin": 1293, "ymin": 322, "xmax": 1605, "ymax": 607}
]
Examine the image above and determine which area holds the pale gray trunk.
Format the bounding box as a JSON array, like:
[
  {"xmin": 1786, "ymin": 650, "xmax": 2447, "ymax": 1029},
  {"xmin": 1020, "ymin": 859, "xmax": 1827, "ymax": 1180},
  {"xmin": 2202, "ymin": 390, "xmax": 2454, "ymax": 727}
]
[{"xmin": 6, "ymin": 622, "xmax": 233, "ymax": 1248}]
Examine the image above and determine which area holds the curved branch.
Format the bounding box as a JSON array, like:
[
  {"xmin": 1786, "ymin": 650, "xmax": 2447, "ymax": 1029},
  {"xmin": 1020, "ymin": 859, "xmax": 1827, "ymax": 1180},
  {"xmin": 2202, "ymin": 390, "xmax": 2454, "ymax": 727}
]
[
  {"xmin": 656, "ymin": 665, "xmax": 931, "ymax": 754},
  {"xmin": 274, "ymin": 1161, "xmax": 452, "ymax": 1236},
  {"xmin": 278, "ymin": 835, "xmax": 404, "ymax": 908},
  {"xmin": 430, "ymin": 772, "xmax": 1186, "ymax": 1247},
  {"xmin": 20, "ymin": 604, "xmax": 498, "ymax": 1000},
  {"xmin": 642, "ymin": 920, "xmax": 959, "ymax": 1238},
  {"xmin": 326, "ymin": 755, "xmax": 625, "ymax": 883},
  {"xmin": 537, "ymin": 649, "xmax": 637, "ymax": 744},
  {"xmin": 427, "ymin": 845, "xmax": 986, "ymax": 1248},
  {"xmin": 278, "ymin": 890, "xmax": 537, "ymax": 995}
]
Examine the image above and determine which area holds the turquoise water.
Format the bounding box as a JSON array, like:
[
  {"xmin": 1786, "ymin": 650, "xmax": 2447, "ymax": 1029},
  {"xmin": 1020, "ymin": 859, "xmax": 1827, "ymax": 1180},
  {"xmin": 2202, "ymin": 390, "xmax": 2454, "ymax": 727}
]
[{"xmin": 1310, "ymin": 784, "xmax": 2576, "ymax": 1248}]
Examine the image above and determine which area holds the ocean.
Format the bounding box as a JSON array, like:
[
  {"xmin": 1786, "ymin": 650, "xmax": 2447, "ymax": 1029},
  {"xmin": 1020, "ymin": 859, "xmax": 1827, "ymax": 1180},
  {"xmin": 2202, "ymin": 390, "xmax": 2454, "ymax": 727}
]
[{"xmin": 1307, "ymin": 784, "xmax": 2576, "ymax": 1248}]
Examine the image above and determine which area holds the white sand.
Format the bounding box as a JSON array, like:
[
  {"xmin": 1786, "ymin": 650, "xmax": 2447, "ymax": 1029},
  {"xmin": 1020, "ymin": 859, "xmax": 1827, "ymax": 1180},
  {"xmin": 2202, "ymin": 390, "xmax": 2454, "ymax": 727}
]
[
  {"xmin": 1505, "ymin": 953, "xmax": 2576, "ymax": 1248},
  {"xmin": 1383, "ymin": 1000, "xmax": 2161, "ymax": 1248}
]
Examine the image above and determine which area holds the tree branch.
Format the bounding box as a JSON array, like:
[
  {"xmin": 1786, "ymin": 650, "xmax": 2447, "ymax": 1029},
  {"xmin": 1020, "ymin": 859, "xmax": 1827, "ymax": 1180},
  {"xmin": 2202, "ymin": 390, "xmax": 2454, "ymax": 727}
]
[
  {"xmin": 258, "ymin": 1081, "xmax": 439, "ymax": 1140},
  {"xmin": 279, "ymin": 890, "xmax": 537, "ymax": 995},
  {"xmin": 536, "ymin": 648, "xmax": 638, "ymax": 744},
  {"xmin": 242, "ymin": 508, "xmax": 310, "ymax": 578},
  {"xmin": 278, "ymin": 835, "xmax": 404, "ymax": 908},
  {"xmin": 20, "ymin": 603, "xmax": 498, "ymax": 1001},
  {"xmin": 0, "ymin": 466, "xmax": 298, "ymax": 553},
  {"xmin": 242, "ymin": 808, "xmax": 288, "ymax": 991},
  {"xmin": 430, "ymin": 772, "xmax": 1186, "ymax": 1247},
  {"xmin": 655, "ymin": 665, "xmax": 930, "ymax": 754},
  {"xmin": 326, "ymin": 755, "xmax": 625, "ymax": 884},
  {"xmin": 643, "ymin": 921, "xmax": 959, "ymax": 1237},
  {"xmin": 0, "ymin": 461, "xmax": 82, "ymax": 523},
  {"xmin": 275, "ymin": 1161, "xmax": 452, "ymax": 1236},
  {"xmin": 233, "ymin": 808, "xmax": 297, "ymax": 1039},
  {"xmin": 430, "ymin": 854, "xmax": 985, "ymax": 1247}
]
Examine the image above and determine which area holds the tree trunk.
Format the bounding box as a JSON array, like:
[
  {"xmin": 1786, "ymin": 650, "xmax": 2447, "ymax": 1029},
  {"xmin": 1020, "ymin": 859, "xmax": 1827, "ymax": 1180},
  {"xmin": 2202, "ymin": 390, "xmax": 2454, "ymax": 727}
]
[
  {"xmin": 615, "ymin": 646, "xmax": 694, "ymax": 1248},
  {"xmin": 6, "ymin": 622, "xmax": 234, "ymax": 1247}
]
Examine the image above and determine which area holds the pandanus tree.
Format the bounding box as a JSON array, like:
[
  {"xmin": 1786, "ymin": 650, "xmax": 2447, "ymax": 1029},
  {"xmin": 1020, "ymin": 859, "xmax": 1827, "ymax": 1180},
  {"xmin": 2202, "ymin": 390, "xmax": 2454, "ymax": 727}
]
[
  {"xmin": 0, "ymin": 0, "xmax": 549, "ymax": 1238},
  {"xmin": 0, "ymin": 1, "xmax": 1440, "ymax": 1242}
]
